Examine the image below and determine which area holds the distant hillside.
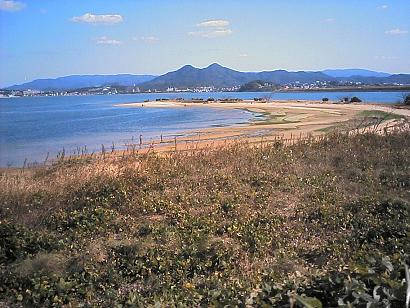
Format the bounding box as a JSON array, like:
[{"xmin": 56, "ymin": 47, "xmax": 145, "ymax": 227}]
[
  {"xmin": 337, "ymin": 74, "xmax": 410, "ymax": 85},
  {"xmin": 140, "ymin": 64, "xmax": 336, "ymax": 90},
  {"xmin": 238, "ymin": 80, "xmax": 280, "ymax": 92},
  {"xmin": 323, "ymin": 69, "xmax": 391, "ymax": 78},
  {"xmin": 258, "ymin": 70, "xmax": 333, "ymax": 85},
  {"xmin": 384, "ymin": 74, "xmax": 410, "ymax": 84},
  {"xmin": 7, "ymin": 74, "xmax": 157, "ymax": 91}
]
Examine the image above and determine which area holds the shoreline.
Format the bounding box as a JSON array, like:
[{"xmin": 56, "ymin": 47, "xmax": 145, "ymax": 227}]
[
  {"xmin": 2, "ymin": 100, "xmax": 409, "ymax": 170},
  {"xmin": 2, "ymin": 86, "xmax": 409, "ymax": 99},
  {"xmin": 112, "ymin": 99, "xmax": 410, "ymax": 153}
]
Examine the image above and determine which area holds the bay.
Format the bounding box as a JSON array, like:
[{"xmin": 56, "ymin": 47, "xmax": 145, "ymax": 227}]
[{"xmin": 0, "ymin": 91, "xmax": 407, "ymax": 167}]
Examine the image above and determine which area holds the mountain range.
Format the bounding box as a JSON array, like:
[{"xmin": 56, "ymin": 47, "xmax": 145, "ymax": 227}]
[
  {"xmin": 7, "ymin": 74, "xmax": 156, "ymax": 91},
  {"xmin": 322, "ymin": 69, "xmax": 391, "ymax": 78},
  {"xmin": 6, "ymin": 64, "xmax": 410, "ymax": 91},
  {"xmin": 139, "ymin": 64, "xmax": 336, "ymax": 90}
]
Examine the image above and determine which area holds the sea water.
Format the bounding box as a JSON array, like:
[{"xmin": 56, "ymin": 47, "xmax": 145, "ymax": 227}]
[{"xmin": 0, "ymin": 91, "xmax": 407, "ymax": 166}]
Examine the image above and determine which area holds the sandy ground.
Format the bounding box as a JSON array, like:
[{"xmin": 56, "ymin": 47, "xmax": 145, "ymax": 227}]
[{"xmin": 113, "ymin": 100, "xmax": 410, "ymax": 153}]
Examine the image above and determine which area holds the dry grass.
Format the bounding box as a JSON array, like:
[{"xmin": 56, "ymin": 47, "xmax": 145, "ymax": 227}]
[{"xmin": 0, "ymin": 128, "xmax": 409, "ymax": 306}]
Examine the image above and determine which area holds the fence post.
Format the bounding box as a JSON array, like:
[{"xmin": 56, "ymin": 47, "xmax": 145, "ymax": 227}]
[
  {"xmin": 44, "ymin": 152, "xmax": 49, "ymax": 165},
  {"xmin": 101, "ymin": 144, "xmax": 105, "ymax": 159}
]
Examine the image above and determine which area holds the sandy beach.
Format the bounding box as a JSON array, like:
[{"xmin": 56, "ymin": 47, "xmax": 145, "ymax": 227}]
[{"xmin": 114, "ymin": 100, "xmax": 410, "ymax": 153}]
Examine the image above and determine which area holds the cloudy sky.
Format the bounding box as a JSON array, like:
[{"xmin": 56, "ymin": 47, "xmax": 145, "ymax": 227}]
[{"xmin": 0, "ymin": 0, "xmax": 409, "ymax": 86}]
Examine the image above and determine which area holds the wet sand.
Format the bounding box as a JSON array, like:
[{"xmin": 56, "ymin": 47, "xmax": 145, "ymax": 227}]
[{"xmin": 115, "ymin": 100, "xmax": 410, "ymax": 153}]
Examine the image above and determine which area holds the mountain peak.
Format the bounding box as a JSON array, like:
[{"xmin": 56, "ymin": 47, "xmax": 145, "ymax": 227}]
[
  {"xmin": 206, "ymin": 63, "xmax": 223, "ymax": 69},
  {"xmin": 179, "ymin": 64, "xmax": 195, "ymax": 70}
]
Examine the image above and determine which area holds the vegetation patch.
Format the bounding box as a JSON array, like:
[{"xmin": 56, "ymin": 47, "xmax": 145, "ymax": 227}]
[
  {"xmin": 316, "ymin": 110, "xmax": 406, "ymax": 133},
  {"xmin": 358, "ymin": 110, "xmax": 404, "ymax": 121},
  {"xmin": 0, "ymin": 130, "xmax": 409, "ymax": 306}
]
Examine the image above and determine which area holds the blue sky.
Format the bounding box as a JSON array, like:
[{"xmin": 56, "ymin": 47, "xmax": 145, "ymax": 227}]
[{"xmin": 0, "ymin": 0, "xmax": 409, "ymax": 86}]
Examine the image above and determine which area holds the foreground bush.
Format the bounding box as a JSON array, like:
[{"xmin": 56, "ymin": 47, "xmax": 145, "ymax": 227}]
[
  {"xmin": 0, "ymin": 131, "xmax": 409, "ymax": 307},
  {"xmin": 403, "ymin": 93, "xmax": 410, "ymax": 106},
  {"xmin": 350, "ymin": 96, "xmax": 362, "ymax": 103}
]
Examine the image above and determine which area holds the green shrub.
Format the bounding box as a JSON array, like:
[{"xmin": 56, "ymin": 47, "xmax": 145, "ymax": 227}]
[
  {"xmin": 350, "ymin": 96, "xmax": 362, "ymax": 103},
  {"xmin": 403, "ymin": 93, "xmax": 410, "ymax": 106},
  {"xmin": 0, "ymin": 223, "xmax": 57, "ymax": 265}
]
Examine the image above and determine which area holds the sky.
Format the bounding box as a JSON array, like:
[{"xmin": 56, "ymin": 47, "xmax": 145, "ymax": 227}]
[{"xmin": 0, "ymin": 0, "xmax": 409, "ymax": 87}]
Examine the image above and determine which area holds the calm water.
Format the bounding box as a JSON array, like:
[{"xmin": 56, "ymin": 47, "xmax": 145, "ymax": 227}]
[{"xmin": 0, "ymin": 91, "xmax": 407, "ymax": 167}]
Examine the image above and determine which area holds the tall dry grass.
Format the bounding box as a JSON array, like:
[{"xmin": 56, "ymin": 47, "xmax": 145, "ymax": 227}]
[{"xmin": 0, "ymin": 127, "xmax": 409, "ymax": 306}]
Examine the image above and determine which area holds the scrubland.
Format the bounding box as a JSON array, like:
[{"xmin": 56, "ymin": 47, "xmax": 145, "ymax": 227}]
[{"xmin": 1, "ymin": 127, "xmax": 409, "ymax": 307}]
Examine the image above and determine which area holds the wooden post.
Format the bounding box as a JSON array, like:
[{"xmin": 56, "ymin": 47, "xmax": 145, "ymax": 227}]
[
  {"xmin": 44, "ymin": 152, "xmax": 49, "ymax": 165},
  {"xmin": 101, "ymin": 144, "xmax": 105, "ymax": 159}
]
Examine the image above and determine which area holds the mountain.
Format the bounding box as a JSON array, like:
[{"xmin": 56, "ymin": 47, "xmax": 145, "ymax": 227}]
[
  {"xmin": 140, "ymin": 63, "xmax": 336, "ymax": 90},
  {"xmin": 381, "ymin": 74, "xmax": 410, "ymax": 84},
  {"xmin": 337, "ymin": 74, "xmax": 410, "ymax": 85},
  {"xmin": 140, "ymin": 63, "xmax": 257, "ymax": 90},
  {"xmin": 140, "ymin": 64, "xmax": 410, "ymax": 90},
  {"xmin": 7, "ymin": 74, "xmax": 157, "ymax": 91},
  {"xmin": 258, "ymin": 70, "xmax": 334, "ymax": 84},
  {"xmin": 6, "ymin": 65, "xmax": 410, "ymax": 92},
  {"xmin": 322, "ymin": 69, "xmax": 391, "ymax": 78}
]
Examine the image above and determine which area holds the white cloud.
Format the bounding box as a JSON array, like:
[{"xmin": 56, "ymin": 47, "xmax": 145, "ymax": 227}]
[
  {"xmin": 197, "ymin": 19, "xmax": 230, "ymax": 28},
  {"xmin": 138, "ymin": 36, "xmax": 160, "ymax": 44},
  {"xmin": 95, "ymin": 36, "xmax": 123, "ymax": 45},
  {"xmin": 385, "ymin": 28, "xmax": 408, "ymax": 35},
  {"xmin": 377, "ymin": 5, "xmax": 388, "ymax": 10},
  {"xmin": 190, "ymin": 19, "xmax": 232, "ymax": 38},
  {"xmin": 323, "ymin": 18, "xmax": 335, "ymax": 23},
  {"xmin": 0, "ymin": 0, "xmax": 25, "ymax": 12},
  {"xmin": 188, "ymin": 29, "xmax": 233, "ymax": 38},
  {"xmin": 71, "ymin": 13, "xmax": 123, "ymax": 25}
]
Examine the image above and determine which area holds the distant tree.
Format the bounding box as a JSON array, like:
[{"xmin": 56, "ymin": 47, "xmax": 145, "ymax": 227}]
[
  {"xmin": 263, "ymin": 92, "xmax": 274, "ymax": 103},
  {"xmin": 350, "ymin": 96, "xmax": 362, "ymax": 103}
]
